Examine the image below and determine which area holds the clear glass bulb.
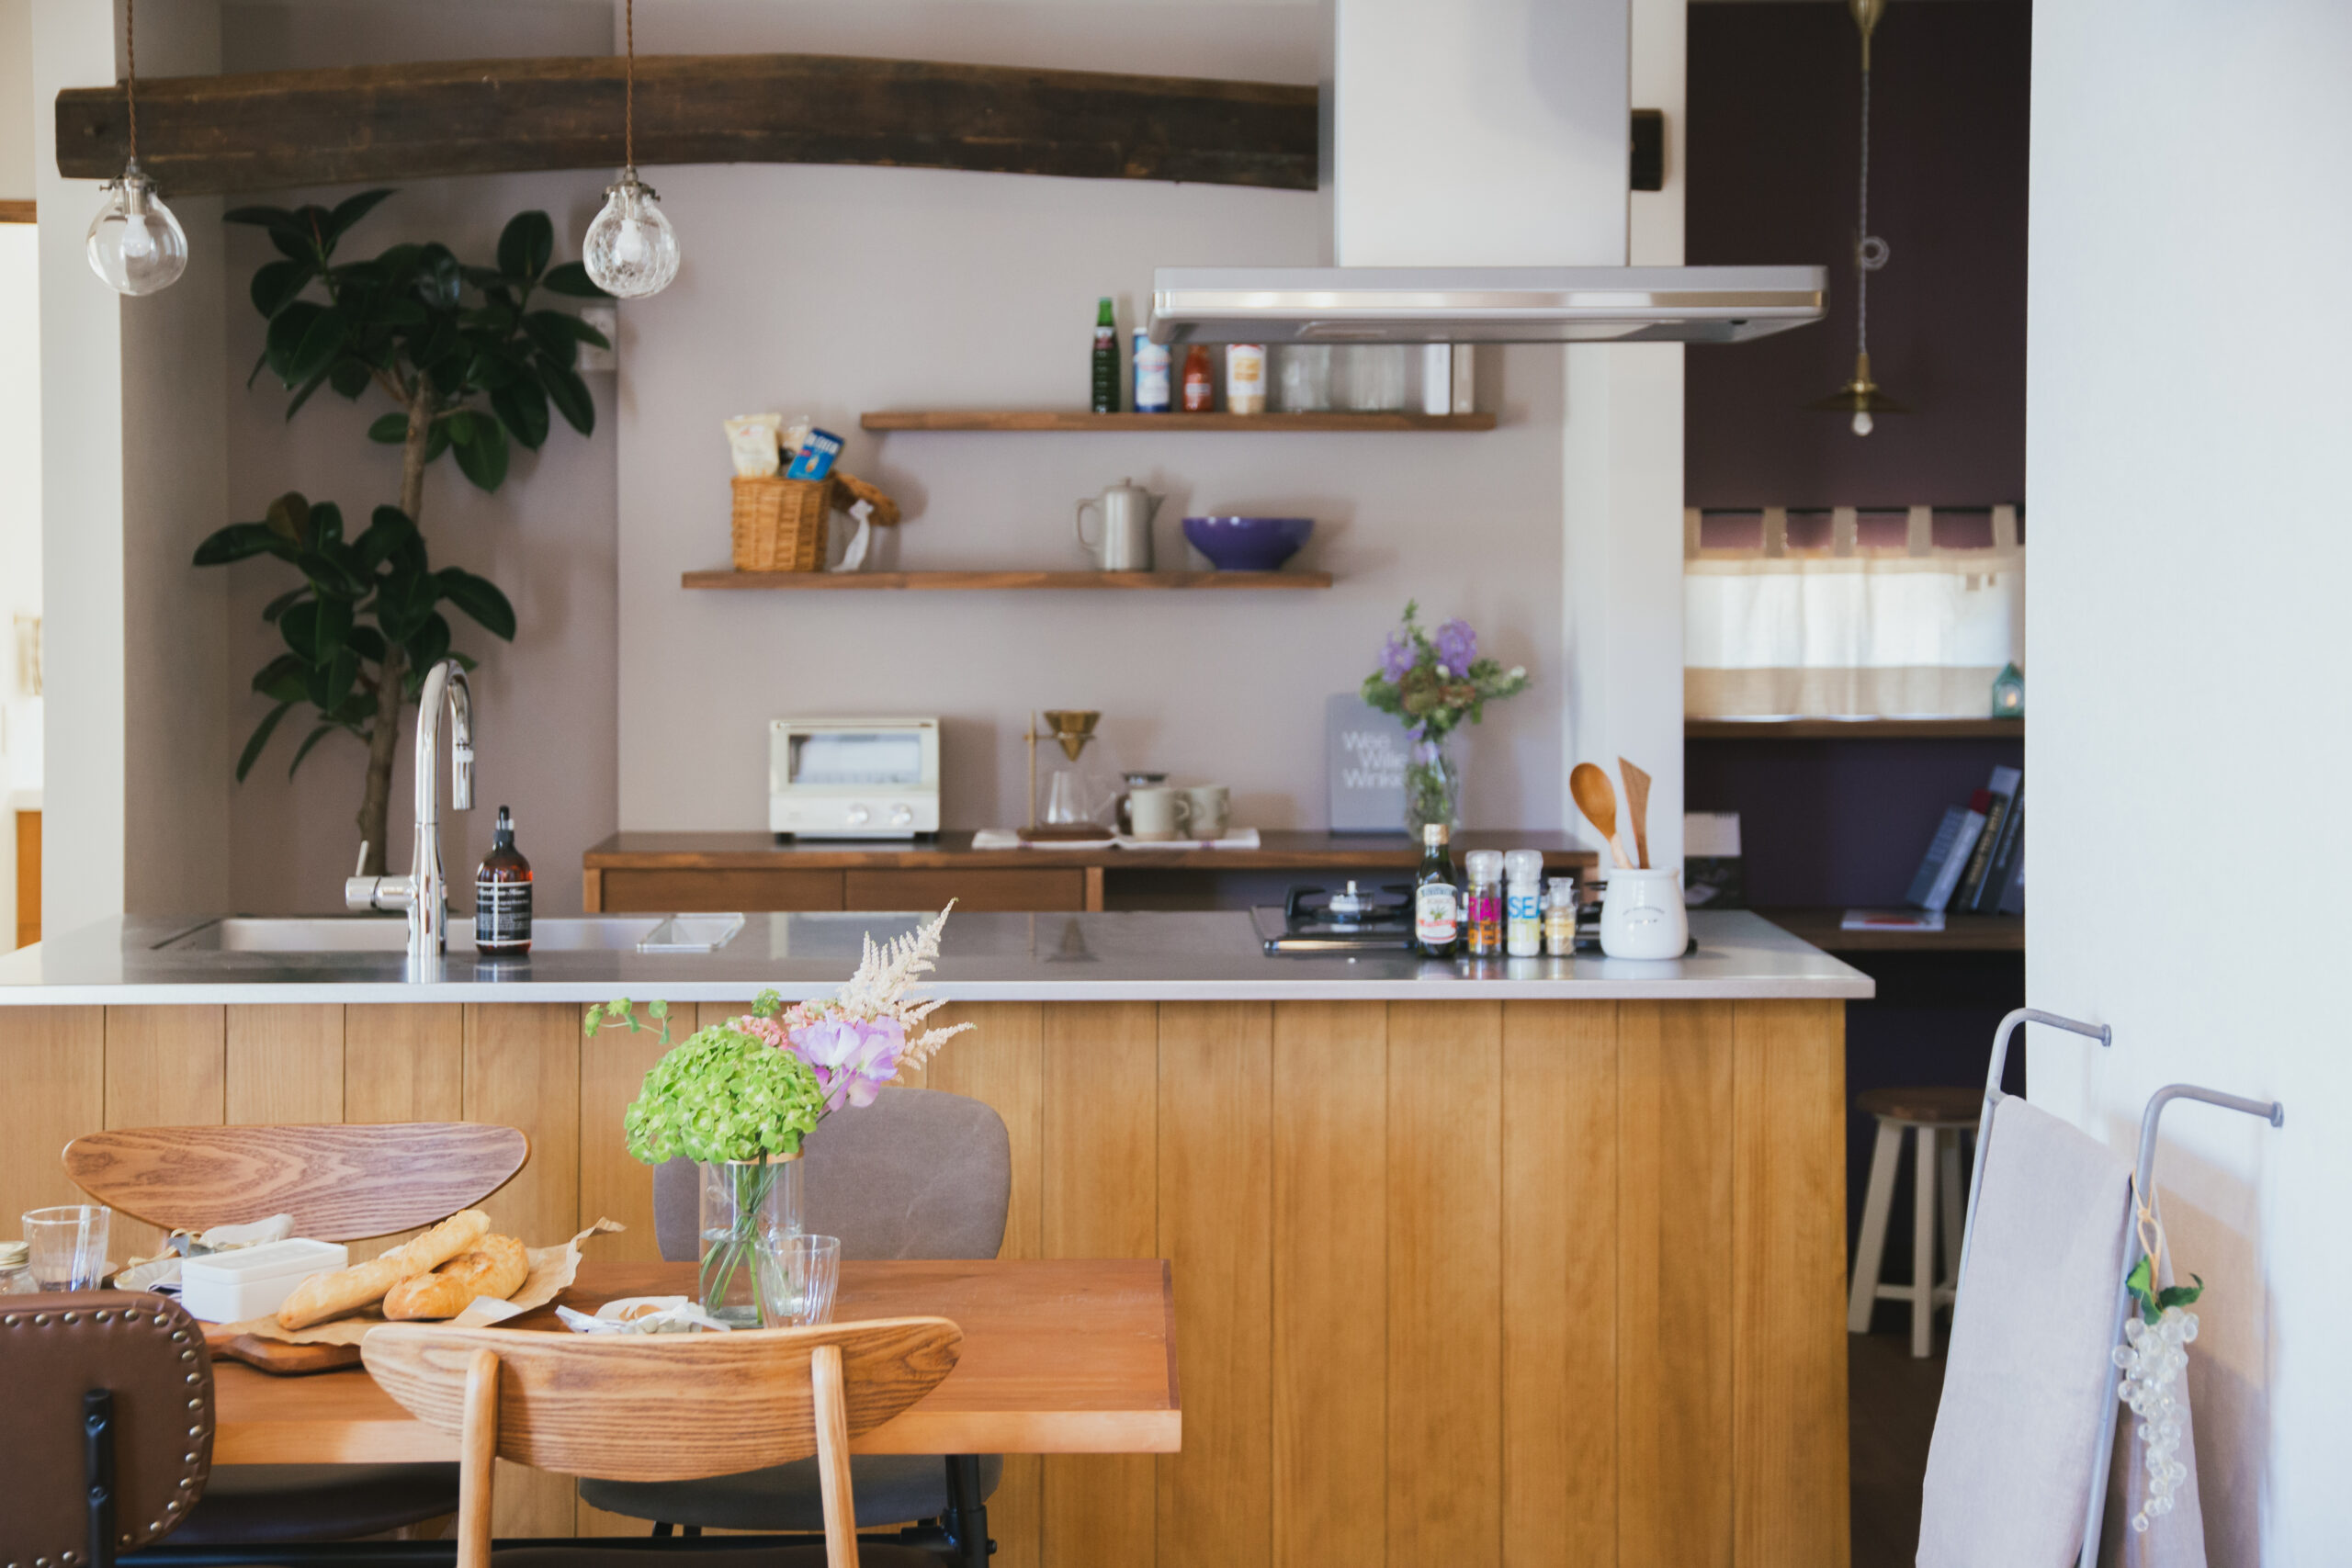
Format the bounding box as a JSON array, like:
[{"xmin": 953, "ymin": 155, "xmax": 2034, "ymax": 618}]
[
  {"xmin": 582, "ymin": 168, "xmax": 679, "ymax": 299},
  {"xmin": 1851, "ymin": 410, "xmax": 1874, "ymax": 436},
  {"xmin": 86, "ymin": 160, "xmax": 187, "ymax": 296}
]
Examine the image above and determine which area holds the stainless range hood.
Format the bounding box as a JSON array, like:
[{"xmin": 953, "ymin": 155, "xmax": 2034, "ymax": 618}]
[{"xmin": 1148, "ymin": 265, "xmax": 1827, "ymax": 346}]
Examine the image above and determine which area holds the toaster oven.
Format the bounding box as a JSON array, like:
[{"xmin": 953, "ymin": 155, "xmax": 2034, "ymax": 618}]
[{"xmin": 769, "ymin": 717, "xmax": 940, "ymax": 839}]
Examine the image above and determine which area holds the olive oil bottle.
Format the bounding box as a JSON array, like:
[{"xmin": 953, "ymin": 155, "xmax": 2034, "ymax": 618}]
[{"xmin": 1411, "ymin": 822, "xmax": 1460, "ymax": 958}]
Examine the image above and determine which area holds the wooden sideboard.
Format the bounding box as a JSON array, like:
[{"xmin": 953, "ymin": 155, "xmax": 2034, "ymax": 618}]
[{"xmin": 583, "ymin": 829, "xmax": 1599, "ymax": 914}]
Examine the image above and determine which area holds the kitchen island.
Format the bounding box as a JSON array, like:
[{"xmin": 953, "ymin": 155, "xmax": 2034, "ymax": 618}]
[{"xmin": 0, "ymin": 909, "xmax": 1870, "ymax": 1568}]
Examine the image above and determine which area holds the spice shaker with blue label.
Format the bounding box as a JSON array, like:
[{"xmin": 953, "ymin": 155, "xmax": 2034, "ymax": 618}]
[{"xmin": 475, "ymin": 806, "xmax": 534, "ymax": 955}]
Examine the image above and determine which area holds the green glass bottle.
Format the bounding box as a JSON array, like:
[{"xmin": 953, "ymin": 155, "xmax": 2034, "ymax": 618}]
[
  {"xmin": 1091, "ymin": 298, "xmax": 1119, "ymax": 413},
  {"xmin": 1412, "ymin": 822, "xmax": 1460, "ymax": 958}
]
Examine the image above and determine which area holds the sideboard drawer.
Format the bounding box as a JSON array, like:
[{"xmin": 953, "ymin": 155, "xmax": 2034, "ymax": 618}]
[
  {"xmin": 844, "ymin": 868, "xmax": 1089, "ymax": 912},
  {"xmin": 595, "ymin": 868, "xmax": 845, "ymax": 912}
]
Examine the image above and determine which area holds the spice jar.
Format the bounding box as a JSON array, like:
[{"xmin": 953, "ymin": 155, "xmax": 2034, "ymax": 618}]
[
  {"xmin": 1464, "ymin": 851, "xmax": 1504, "ymax": 957},
  {"xmin": 1544, "ymin": 875, "xmax": 1580, "ymax": 956}
]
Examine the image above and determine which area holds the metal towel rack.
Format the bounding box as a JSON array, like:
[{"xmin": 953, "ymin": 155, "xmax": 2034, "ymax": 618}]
[{"xmin": 1950, "ymin": 1008, "xmax": 2285, "ymax": 1568}]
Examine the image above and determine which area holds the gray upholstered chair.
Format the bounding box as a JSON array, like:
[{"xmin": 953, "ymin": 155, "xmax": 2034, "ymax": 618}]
[{"xmin": 579, "ymin": 1087, "xmax": 1012, "ymax": 1550}]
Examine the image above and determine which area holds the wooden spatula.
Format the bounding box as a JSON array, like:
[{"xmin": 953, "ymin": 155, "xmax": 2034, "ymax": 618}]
[
  {"xmin": 1618, "ymin": 757, "xmax": 1653, "ymax": 870},
  {"xmin": 1570, "ymin": 762, "xmax": 1634, "ymax": 870}
]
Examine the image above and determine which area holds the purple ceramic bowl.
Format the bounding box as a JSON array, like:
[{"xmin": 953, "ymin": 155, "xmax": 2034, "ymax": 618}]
[{"xmin": 1182, "ymin": 515, "xmax": 1315, "ymax": 572}]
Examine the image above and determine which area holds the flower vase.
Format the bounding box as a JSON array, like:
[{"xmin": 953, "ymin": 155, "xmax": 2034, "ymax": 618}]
[
  {"xmin": 1403, "ymin": 739, "xmax": 1462, "ymax": 837},
  {"xmin": 697, "ymin": 1154, "xmax": 804, "ymax": 1326}
]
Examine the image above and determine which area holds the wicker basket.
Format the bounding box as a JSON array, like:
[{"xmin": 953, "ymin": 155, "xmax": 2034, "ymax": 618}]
[{"xmin": 730, "ymin": 476, "xmax": 830, "ymax": 572}]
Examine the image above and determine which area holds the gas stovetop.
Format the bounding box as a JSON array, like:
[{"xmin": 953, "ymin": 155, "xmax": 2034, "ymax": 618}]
[{"xmin": 1251, "ymin": 882, "xmax": 1415, "ymax": 953}]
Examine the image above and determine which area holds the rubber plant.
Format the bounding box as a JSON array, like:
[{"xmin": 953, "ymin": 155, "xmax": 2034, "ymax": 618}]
[{"xmin": 194, "ymin": 190, "xmax": 609, "ymax": 874}]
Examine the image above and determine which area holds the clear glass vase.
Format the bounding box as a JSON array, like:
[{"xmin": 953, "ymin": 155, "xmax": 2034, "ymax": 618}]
[
  {"xmin": 697, "ymin": 1155, "xmax": 804, "ymax": 1327},
  {"xmin": 1403, "ymin": 738, "xmax": 1462, "ymax": 836}
]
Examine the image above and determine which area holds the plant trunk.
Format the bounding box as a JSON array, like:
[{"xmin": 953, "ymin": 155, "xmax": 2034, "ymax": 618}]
[{"xmin": 354, "ymin": 381, "xmax": 437, "ymax": 877}]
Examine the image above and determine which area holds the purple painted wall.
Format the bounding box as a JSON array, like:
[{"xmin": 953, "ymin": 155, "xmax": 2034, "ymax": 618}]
[{"xmin": 1685, "ymin": 0, "xmax": 2030, "ymax": 509}]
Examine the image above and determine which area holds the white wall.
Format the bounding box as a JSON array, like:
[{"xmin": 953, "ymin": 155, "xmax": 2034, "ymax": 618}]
[
  {"xmin": 0, "ymin": 221, "xmax": 38, "ymax": 947},
  {"xmin": 615, "ymin": 1, "xmax": 1571, "ymax": 837},
  {"xmin": 0, "ymin": 0, "xmax": 31, "ymax": 201},
  {"xmin": 2027, "ymin": 2, "xmax": 2352, "ymax": 1560}
]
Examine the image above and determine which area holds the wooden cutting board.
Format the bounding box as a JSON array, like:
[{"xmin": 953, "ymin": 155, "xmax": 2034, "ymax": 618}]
[{"xmin": 203, "ymin": 1324, "xmax": 363, "ymax": 1375}]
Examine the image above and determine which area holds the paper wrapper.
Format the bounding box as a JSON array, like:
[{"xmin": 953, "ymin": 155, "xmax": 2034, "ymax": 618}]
[{"xmin": 217, "ymin": 1218, "xmax": 625, "ymax": 1346}]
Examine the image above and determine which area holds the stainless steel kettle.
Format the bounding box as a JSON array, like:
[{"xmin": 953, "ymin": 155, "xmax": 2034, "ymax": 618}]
[{"xmin": 1076, "ymin": 479, "xmax": 1164, "ymax": 571}]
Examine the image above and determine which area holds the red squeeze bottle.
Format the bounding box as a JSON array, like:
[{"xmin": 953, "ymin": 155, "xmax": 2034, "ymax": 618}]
[{"xmin": 1182, "ymin": 345, "xmax": 1216, "ymax": 412}]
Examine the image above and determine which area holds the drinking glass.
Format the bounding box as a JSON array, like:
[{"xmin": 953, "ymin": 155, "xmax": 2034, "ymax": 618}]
[
  {"xmin": 23, "ymin": 1205, "xmax": 111, "ymax": 1292},
  {"xmin": 754, "ymin": 1234, "xmax": 842, "ymax": 1328}
]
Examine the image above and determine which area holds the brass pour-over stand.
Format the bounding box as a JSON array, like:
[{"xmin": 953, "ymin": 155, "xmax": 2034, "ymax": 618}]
[{"xmin": 1019, "ymin": 709, "xmax": 1103, "ymax": 841}]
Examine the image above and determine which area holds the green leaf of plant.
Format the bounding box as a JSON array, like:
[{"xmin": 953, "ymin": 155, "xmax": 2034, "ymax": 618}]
[
  {"xmin": 265, "ymin": 209, "xmax": 323, "ymax": 263},
  {"xmin": 251, "ymin": 653, "xmax": 305, "ymax": 698},
  {"xmin": 309, "ymin": 644, "xmax": 358, "ymax": 712},
  {"xmin": 348, "ymin": 625, "xmax": 389, "ymax": 663},
  {"xmin": 287, "ymin": 723, "xmax": 344, "ymax": 777},
  {"xmin": 538, "ymin": 360, "xmax": 595, "ymax": 437},
  {"xmin": 438, "ymin": 570, "xmax": 516, "ymax": 640},
  {"xmin": 325, "ymin": 188, "xmax": 396, "ymax": 242},
  {"xmin": 522, "ymin": 310, "xmax": 579, "ymax": 368},
  {"xmin": 192, "ymin": 521, "xmax": 292, "ymax": 568},
  {"xmin": 280, "ymin": 600, "xmax": 321, "ymax": 661},
  {"xmin": 405, "ymin": 612, "xmax": 453, "ymax": 674},
  {"xmin": 266, "ymin": 492, "xmax": 311, "ymax": 544},
  {"xmin": 539, "ymin": 260, "xmax": 609, "ymax": 299},
  {"xmin": 329, "ymin": 356, "xmax": 373, "ymax": 400},
  {"xmin": 463, "ymin": 350, "xmax": 518, "ymax": 390},
  {"xmin": 287, "ymin": 303, "xmax": 350, "ymax": 387},
  {"xmin": 367, "ymin": 412, "xmax": 409, "ymax": 445},
  {"xmin": 250, "ymin": 258, "xmax": 314, "ymax": 319},
  {"xmin": 264, "ymin": 299, "xmax": 327, "ymax": 380},
  {"xmin": 417, "ymin": 243, "xmax": 463, "ymax": 310},
  {"xmin": 492, "ymin": 378, "xmax": 549, "ymax": 450},
  {"xmin": 424, "ymin": 420, "xmax": 451, "ymax": 465},
  {"xmin": 281, "ymin": 362, "xmax": 335, "ymax": 422},
  {"xmin": 497, "ymin": 210, "xmax": 556, "ymax": 283},
  {"xmin": 310, "ymin": 502, "xmax": 344, "ymax": 547},
  {"xmin": 356, "ymin": 505, "xmax": 418, "ymax": 570},
  {"xmin": 235, "ymin": 702, "xmax": 296, "ymax": 783},
  {"xmin": 260, "ymin": 586, "xmax": 308, "ymax": 623},
  {"xmin": 452, "ymin": 414, "xmax": 509, "ymax": 491}
]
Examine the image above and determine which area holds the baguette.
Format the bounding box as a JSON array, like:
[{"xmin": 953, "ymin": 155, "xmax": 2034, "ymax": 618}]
[
  {"xmin": 275, "ymin": 1209, "xmax": 492, "ymax": 1329},
  {"xmin": 382, "ymin": 1234, "xmax": 530, "ymax": 1321}
]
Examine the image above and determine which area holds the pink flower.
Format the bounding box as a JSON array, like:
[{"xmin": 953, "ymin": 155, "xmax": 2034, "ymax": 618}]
[{"xmin": 785, "ymin": 1013, "xmax": 908, "ymax": 1113}]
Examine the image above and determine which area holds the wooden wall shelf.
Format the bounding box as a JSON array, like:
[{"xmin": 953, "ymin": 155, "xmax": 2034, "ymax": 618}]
[
  {"xmin": 1758, "ymin": 907, "xmax": 2023, "ymax": 953},
  {"xmin": 682, "ymin": 569, "xmax": 1332, "ymax": 592},
  {"xmin": 1686, "ymin": 717, "xmax": 2023, "ymax": 740},
  {"xmin": 859, "ymin": 411, "xmax": 1496, "ymax": 433}
]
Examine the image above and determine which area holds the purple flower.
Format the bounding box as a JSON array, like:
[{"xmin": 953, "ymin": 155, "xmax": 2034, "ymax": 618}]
[
  {"xmin": 786, "ymin": 1014, "xmax": 908, "ymax": 1112},
  {"xmin": 1433, "ymin": 619, "xmax": 1477, "ymax": 673},
  {"xmin": 1379, "ymin": 630, "xmax": 1416, "ymax": 682}
]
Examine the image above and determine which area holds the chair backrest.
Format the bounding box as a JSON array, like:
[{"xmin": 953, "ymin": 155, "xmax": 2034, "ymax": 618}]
[
  {"xmin": 62, "ymin": 1122, "xmax": 530, "ymax": 1241},
  {"xmin": 0, "ymin": 1291, "xmax": 214, "ymax": 1565},
  {"xmin": 364, "ymin": 1317, "xmax": 962, "ymax": 1568},
  {"xmin": 653, "ymin": 1087, "xmax": 1011, "ymax": 1263}
]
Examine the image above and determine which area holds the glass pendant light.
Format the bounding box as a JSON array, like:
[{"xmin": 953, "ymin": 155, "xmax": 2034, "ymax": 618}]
[
  {"xmin": 1810, "ymin": 0, "xmax": 1901, "ymax": 435},
  {"xmin": 86, "ymin": 0, "xmax": 187, "ymax": 296},
  {"xmin": 582, "ymin": 0, "xmax": 680, "ymax": 298}
]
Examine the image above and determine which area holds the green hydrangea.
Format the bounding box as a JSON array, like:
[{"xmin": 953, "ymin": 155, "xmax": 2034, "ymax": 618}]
[{"xmin": 624, "ymin": 1024, "xmax": 826, "ymax": 1166}]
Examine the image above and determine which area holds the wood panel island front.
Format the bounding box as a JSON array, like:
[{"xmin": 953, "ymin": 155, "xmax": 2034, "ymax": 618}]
[{"xmin": 0, "ymin": 908, "xmax": 1871, "ymax": 1567}]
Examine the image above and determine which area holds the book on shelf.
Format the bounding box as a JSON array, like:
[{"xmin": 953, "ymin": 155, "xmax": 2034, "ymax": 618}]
[
  {"xmin": 1905, "ymin": 792, "xmax": 1990, "ymax": 913},
  {"xmin": 1992, "ymin": 797, "xmax": 2025, "ymax": 914},
  {"xmin": 1842, "ymin": 908, "xmax": 1948, "ymax": 933},
  {"xmin": 1973, "ymin": 779, "xmax": 2026, "ymax": 915},
  {"xmin": 1953, "ymin": 765, "xmax": 2021, "ymax": 911}
]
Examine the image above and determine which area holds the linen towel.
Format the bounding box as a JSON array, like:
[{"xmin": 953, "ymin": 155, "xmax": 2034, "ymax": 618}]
[{"xmin": 1917, "ymin": 1096, "xmax": 2134, "ymax": 1567}]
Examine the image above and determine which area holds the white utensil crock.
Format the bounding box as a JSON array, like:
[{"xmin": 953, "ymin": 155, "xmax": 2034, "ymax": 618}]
[{"xmin": 1599, "ymin": 868, "xmax": 1690, "ymax": 959}]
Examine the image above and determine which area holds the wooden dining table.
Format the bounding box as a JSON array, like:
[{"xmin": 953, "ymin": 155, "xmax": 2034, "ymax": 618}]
[{"xmin": 211, "ymin": 1258, "xmax": 1182, "ymax": 1465}]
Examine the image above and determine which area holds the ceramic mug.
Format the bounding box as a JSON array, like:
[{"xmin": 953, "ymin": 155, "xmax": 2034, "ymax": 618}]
[
  {"xmin": 1125, "ymin": 786, "xmax": 1192, "ymax": 841},
  {"xmin": 1598, "ymin": 868, "xmax": 1690, "ymax": 960},
  {"xmin": 1183, "ymin": 784, "xmax": 1231, "ymax": 840}
]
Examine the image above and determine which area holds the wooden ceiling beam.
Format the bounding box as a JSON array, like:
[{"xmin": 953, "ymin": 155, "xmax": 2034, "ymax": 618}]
[{"xmin": 54, "ymin": 52, "xmax": 1318, "ymax": 196}]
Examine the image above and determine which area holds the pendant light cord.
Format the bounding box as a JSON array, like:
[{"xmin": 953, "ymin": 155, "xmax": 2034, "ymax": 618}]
[
  {"xmin": 1854, "ymin": 61, "xmax": 1871, "ymax": 361},
  {"xmin": 125, "ymin": 0, "xmax": 139, "ymax": 164},
  {"xmin": 623, "ymin": 0, "xmax": 635, "ymax": 170}
]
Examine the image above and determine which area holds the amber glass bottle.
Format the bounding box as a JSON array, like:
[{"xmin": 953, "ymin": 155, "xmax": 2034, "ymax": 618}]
[{"xmin": 474, "ymin": 806, "xmax": 534, "ymax": 955}]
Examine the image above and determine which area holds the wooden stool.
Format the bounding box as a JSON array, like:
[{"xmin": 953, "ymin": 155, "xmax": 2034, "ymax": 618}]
[{"xmin": 1849, "ymin": 1085, "xmax": 1981, "ymax": 1358}]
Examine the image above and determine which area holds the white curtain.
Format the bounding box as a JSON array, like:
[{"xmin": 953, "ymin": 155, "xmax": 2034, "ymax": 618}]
[{"xmin": 1684, "ymin": 506, "xmax": 2023, "ymax": 718}]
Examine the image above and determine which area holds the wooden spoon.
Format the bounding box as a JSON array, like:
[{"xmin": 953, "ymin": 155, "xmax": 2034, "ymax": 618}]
[
  {"xmin": 1570, "ymin": 762, "xmax": 1634, "ymax": 870},
  {"xmin": 1618, "ymin": 757, "xmax": 1653, "ymax": 870}
]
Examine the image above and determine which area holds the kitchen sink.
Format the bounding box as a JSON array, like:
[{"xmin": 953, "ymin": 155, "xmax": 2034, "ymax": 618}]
[{"xmin": 153, "ymin": 916, "xmax": 727, "ymax": 953}]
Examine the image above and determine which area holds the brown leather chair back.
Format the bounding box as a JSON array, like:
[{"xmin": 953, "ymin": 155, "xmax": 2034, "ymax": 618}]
[{"xmin": 0, "ymin": 1292, "xmax": 213, "ymax": 1563}]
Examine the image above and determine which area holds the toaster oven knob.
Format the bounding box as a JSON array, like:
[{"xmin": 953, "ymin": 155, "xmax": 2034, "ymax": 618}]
[
  {"xmin": 846, "ymin": 804, "xmax": 870, "ymax": 826},
  {"xmin": 890, "ymin": 804, "xmax": 914, "ymax": 827}
]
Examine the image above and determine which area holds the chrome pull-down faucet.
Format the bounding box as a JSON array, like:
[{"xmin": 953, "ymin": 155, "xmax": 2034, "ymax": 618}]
[{"xmin": 345, "ymin": 659, "xmax": 474, "ymax": 961}]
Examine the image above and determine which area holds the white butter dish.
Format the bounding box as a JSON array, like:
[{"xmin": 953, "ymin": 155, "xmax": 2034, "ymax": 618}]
[{"xmin": 179, "ymin": 1238, "xmax": 348, "ymax": 1323}]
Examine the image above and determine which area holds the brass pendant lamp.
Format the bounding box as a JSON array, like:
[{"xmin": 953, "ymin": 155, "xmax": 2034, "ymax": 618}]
[{"xmin": 1811, "ymin": 0, "xmax": 1904, "ymax": 435}]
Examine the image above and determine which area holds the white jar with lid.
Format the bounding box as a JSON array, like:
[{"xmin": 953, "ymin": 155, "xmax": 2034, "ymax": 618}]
[{"xmin": 1599, "ymin": 868, "xmax": 1690, "ymax": 960}]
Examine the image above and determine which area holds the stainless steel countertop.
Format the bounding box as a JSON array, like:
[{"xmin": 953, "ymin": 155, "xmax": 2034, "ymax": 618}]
[{"xmin": 0, "ymin": 910, "xmax": 1872, "ymax": 1005}]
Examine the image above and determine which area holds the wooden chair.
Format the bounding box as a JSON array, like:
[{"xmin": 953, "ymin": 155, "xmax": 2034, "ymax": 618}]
[
  {"xmin": 62, "ymin": 1122, "xmax": 529, "ymax": 1240},
  {"xmin": 59, "ymin": 1121, "xmax": 528, "ymax": 1545},
  {"xmin": 363, "ymin": 1318, "xmax": 966, "ymax": 1568}
]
